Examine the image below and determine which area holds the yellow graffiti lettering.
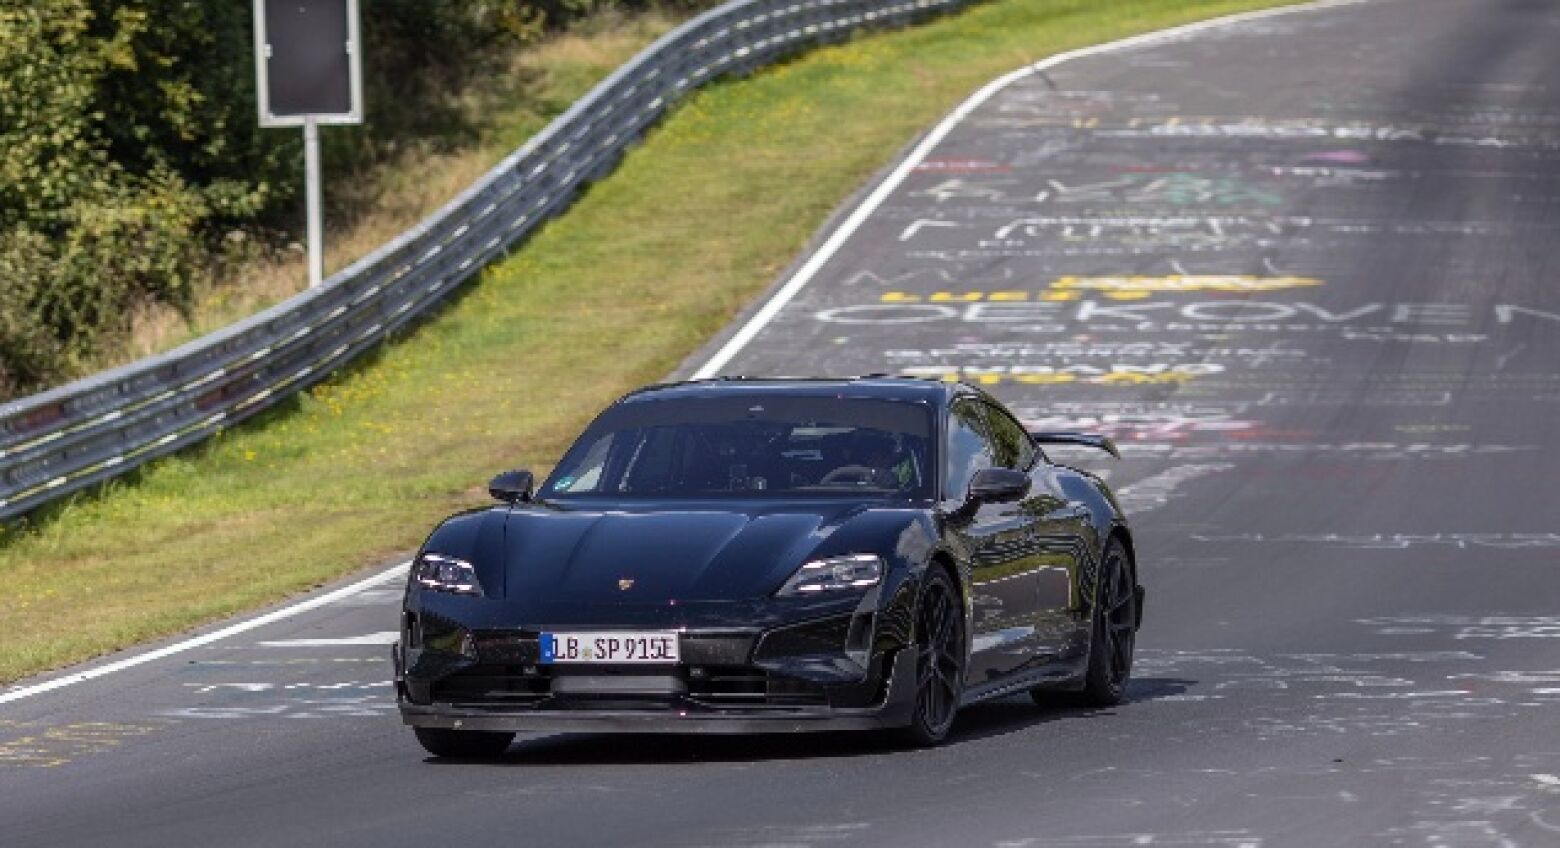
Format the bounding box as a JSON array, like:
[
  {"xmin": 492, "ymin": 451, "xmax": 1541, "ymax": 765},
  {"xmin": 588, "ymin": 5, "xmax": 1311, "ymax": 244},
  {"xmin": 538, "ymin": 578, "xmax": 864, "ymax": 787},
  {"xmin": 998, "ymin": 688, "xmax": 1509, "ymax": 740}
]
[
  {"xmin": 1051, "ymin": 275, "xmax": 1323, "ymax": 294},
  {"xmin": 880, "ymin": 277, "xmax": 1322, "ymax": 305},
  {"xmin": 0, "ymin": 722, "xmax": 160, "ymax": 768},
  {"xmin": 1095, "ymin": 371, "xmax": 1194, "ymax": 385},
  {"xmin": 1012, "ymin": 374, "xmax": 1078, "ymax": 385},
  {"xmin": 902, "ymin": 369, "xmax": 1211, "ymax": 386}
]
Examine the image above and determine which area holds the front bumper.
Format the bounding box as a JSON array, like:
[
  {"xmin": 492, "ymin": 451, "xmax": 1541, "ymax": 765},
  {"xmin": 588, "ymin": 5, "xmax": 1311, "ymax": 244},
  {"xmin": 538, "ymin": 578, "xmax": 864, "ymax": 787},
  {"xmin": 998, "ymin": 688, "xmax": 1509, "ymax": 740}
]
[{"xmin": 397, "ymin": 645, "xmax": 918, "ymax": 734}]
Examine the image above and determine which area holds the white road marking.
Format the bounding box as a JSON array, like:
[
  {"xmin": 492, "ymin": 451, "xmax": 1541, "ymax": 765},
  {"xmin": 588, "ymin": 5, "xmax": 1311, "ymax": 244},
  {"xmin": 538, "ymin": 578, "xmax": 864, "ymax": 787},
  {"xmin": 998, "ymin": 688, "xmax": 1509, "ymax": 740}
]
[
  {"xmin": 0, "ymin": 562, "xmax": 408, "ymax": 705},
  {"xmin": 0, "ymin": 0, "xmax": 1369, "ymax": 707},
  {"xmin": 257, "ymin": 631, "xmax": 400, "ymax": 647},
  {"xmin": 688, "ymin": 0, "xmax": 1367, "ymax": 379}
]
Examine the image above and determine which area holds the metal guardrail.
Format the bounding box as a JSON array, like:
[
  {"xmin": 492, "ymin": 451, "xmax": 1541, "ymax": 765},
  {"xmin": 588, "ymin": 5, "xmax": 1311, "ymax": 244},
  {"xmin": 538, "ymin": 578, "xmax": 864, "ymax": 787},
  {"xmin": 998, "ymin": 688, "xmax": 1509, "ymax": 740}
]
[{"xmin": 0, "ymin": 0, "xmax": 974, "ymax": 522}]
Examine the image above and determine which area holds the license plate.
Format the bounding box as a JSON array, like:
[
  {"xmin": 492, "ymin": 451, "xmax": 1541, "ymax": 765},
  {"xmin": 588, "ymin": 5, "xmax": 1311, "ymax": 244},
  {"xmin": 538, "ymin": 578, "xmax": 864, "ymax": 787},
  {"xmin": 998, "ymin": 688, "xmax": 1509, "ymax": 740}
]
[{"xmin": 540, "ymin": 631, "xmax": 680, "ymax": 664}]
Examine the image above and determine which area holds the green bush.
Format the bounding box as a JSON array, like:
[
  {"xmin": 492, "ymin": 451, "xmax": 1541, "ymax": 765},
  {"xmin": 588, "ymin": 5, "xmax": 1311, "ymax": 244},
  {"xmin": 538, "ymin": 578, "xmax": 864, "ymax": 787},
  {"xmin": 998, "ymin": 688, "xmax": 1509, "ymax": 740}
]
[
  {"xmin": 0, "ymin": 3, "xmax": 198, "ymax": 394},
  {"xmin": 0, "ymin": 0, "xmax": 653, "ymax": 399}
]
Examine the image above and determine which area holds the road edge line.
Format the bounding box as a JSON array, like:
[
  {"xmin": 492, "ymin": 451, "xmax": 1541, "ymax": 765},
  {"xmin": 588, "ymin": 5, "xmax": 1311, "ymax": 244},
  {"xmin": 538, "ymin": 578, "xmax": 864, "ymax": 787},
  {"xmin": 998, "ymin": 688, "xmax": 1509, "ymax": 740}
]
[{"xmin": 0, "ymin": 560, "xmax": 409, "ymax": 705}]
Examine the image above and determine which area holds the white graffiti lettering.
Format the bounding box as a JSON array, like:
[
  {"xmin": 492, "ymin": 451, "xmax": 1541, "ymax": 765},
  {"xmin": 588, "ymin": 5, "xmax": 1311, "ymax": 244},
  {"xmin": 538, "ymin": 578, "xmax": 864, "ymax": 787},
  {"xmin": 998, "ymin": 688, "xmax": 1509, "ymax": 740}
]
[{"xmin": 815, "ymin": 300, "xmax": 1560, "ymax": 328}]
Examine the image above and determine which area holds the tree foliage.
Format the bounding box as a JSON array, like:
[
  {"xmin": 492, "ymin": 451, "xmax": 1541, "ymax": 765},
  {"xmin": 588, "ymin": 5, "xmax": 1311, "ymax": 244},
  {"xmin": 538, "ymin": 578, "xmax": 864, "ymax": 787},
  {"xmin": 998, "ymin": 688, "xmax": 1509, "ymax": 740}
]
[
  {"xmin": 0, "ymin": 0, "xmax": 632, "ymax": 398},
  {"xmin": 1, "ymin": 3, "xmax": 206, "ymax": 393}
]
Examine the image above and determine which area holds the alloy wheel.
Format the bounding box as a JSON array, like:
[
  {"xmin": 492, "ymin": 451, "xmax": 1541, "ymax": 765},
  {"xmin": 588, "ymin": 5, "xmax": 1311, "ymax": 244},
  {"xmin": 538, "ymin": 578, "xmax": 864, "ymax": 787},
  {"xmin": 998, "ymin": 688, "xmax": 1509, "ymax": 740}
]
[
  {"xmin": 1099, "ymin": 547, "xmax": 1136, "ymax": 690},
  {"xmin": 914, "ymin": 574, "xmax": 963, "ymax": 738}
]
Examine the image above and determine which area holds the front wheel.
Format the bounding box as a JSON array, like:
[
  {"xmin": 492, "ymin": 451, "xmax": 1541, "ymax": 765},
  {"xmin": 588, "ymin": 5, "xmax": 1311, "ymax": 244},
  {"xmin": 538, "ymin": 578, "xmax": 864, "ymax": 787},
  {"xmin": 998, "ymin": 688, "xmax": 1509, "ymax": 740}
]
[
  {"xmin": 413, "ymin": 726, "xmax": 515, "ymax": 759},
  {"xmin": 898, "ymin": 567, "xmax": 965, "ymax": 747}
]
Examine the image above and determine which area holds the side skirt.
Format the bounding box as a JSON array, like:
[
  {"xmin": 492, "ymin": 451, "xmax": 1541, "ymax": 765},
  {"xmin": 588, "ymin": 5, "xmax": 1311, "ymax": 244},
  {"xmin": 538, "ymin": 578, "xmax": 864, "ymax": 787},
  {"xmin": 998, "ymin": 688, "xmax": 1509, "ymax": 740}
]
[{"xmin": 960, "ymin": 654, "xmax": 1088, "ymax": 706}]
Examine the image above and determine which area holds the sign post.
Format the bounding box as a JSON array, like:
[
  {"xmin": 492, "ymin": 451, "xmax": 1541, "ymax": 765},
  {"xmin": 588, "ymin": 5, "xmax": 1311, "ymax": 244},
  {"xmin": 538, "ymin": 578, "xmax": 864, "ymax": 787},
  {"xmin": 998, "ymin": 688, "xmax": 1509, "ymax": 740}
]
[
  {"xmin": 303, "ymin": 117, "xmax": 324, "ymax": 287},
  {"xmin": 253, "ymin": 0, "xmax": 363, "ymax": 288}
]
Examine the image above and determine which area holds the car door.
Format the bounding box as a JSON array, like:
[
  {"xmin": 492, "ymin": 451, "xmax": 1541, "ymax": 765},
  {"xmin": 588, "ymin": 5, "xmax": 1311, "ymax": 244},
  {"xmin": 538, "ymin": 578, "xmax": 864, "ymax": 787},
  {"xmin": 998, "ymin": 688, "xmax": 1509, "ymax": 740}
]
[
  {"xmin": 943, "ymin": 398, "xmax": 1047, "ymax": 686},
  {"xmin": 979, "ymin": 400, "xmax": 1085, "ymax": 657}
]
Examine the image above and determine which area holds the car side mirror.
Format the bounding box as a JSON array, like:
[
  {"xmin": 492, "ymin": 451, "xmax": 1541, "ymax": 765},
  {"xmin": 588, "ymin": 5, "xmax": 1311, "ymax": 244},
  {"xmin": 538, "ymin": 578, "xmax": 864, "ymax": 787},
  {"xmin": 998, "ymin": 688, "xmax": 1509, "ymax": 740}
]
[
  {"xmin": 488, "ymin": 470, "xmax": 534, "ymax": 503},
  {"xmin": 967, "ymin": 467, "xmax": 1031, "ymax": 504}
]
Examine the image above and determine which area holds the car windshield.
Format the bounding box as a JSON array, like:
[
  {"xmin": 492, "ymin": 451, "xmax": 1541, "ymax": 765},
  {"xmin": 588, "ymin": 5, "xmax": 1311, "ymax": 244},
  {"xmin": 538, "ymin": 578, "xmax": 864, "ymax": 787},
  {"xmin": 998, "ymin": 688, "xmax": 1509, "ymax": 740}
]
[{"xmin": 540, "ymin": 395, "xmax": 935, "ymax": 499}]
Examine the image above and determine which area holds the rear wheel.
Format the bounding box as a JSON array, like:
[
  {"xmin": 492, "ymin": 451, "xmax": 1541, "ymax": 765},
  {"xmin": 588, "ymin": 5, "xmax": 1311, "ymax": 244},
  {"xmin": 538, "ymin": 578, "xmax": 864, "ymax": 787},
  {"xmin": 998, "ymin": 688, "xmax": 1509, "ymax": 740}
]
[
  {"xmin": 1038, "ymin": 538, "xmax": 1135, "ymax": 708},
  {"xmin": 413, "ymin": 726, "xmax": 515, "ymax": 759},
  {"xmin": 899, "ymin": 567, "xmax": 965, "ymax": 747},
  {"xmin": 1073, "ymin": 539, "xmax": 1135, "ymax": 704}
]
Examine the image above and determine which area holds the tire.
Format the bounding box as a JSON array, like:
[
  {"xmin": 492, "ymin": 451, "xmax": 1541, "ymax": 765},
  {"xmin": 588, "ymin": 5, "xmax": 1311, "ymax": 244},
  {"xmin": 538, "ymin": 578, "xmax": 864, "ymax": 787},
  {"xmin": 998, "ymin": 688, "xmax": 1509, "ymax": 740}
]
[
  {"xmin": 413, "ymin": 726, "xmax": 515, "ymax": 759},
  {"xmin": 898, "ymin": 566, "xmax": 965, "ymax": 747},
  {"xmin": 1038, "ymin": 538, "xmax": 1136, "ymax": 708}
]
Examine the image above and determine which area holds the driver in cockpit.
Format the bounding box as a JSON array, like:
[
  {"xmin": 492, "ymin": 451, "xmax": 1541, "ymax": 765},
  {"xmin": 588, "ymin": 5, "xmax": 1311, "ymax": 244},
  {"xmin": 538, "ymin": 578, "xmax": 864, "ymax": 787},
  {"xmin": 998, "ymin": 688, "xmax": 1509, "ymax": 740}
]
[{"xmin": 822, "ymin": 429, "xmax": 917, "ymax": 489}]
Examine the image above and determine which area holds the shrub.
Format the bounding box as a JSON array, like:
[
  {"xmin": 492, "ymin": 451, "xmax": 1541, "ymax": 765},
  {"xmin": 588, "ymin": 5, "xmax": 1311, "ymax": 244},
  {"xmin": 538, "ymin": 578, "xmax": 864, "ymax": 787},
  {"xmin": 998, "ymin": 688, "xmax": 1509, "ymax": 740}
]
[{"xmin": 0, "ymin": 0, "xmax": 641, "ymax": 399}]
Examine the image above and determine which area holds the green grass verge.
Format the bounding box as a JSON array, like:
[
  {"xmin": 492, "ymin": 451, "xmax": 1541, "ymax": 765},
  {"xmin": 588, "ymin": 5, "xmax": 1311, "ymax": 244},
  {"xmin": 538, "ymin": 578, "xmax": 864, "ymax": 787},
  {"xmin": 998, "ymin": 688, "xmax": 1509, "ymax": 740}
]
[{"xmin": 0, "ymin": 0, "xmax": 1292, "ymax": 684}]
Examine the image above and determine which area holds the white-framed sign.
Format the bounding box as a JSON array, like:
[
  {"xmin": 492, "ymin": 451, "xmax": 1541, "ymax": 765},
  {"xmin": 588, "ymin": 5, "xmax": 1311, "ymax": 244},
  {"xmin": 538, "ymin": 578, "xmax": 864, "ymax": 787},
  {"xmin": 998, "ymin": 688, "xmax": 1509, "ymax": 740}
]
[
  {"xmin": 253, "ymin": 0, "xmax": 364, "ymax": 286},
  {"xmin": 253, "ymin": 0, "xmax": 363, "ymax": 128}
]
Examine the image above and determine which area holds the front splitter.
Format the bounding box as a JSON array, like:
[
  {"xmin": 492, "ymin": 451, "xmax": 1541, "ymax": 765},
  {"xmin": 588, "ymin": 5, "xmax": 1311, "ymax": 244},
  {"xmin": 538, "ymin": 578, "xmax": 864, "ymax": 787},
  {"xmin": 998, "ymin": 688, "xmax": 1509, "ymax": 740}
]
[{"xmin": 399, "ymin": 648, "xmax": 917, "ymax": 734}]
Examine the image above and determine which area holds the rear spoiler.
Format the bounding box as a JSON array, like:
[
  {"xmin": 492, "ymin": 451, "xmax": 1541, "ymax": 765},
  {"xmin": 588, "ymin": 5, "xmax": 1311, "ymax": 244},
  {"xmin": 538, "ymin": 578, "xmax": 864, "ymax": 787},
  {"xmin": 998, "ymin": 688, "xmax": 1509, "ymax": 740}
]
[{"xmin": 1028, "ymin": 431, "xmax": 1121, "ymax": 459}]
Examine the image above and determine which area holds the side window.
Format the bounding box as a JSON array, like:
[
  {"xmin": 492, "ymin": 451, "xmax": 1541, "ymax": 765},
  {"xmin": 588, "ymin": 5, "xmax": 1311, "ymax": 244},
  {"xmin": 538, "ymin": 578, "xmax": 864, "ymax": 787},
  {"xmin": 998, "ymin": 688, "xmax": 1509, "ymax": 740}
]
[
  {"xmin": 945, "ymin": 400, "xmax": 996, "ymax": 499},
  {"xmin": 982, "ymin": 402, "xmax": 1036, "ymax": 470},
  {"xmin": 554, "ymin": 433, "xmax": 614, "ymax": 492}
]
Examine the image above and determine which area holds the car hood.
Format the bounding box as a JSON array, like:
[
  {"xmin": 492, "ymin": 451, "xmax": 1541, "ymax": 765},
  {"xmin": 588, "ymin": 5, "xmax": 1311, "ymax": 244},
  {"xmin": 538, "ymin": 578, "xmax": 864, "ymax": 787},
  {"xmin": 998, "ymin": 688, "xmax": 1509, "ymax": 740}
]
[{"xmin": 500, "ymin": 500, "xmax": 877, "ymax": 604}]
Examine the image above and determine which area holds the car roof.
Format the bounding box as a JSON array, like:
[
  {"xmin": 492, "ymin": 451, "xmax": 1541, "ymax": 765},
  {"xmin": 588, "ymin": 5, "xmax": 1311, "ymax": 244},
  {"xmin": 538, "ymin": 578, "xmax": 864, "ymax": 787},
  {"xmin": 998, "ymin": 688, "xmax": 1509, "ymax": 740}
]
[{"xmin": 616, "ymin": 375, "xmax": 970, "ymax": 407}]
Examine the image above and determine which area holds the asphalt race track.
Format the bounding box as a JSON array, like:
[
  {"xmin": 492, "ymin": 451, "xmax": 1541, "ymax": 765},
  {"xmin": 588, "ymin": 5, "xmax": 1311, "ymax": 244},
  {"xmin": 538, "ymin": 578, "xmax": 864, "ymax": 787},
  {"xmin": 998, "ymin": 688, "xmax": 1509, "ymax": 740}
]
[{"xmin": 5, "ymin": 1, "xmax": 1560, "ymax": 845}]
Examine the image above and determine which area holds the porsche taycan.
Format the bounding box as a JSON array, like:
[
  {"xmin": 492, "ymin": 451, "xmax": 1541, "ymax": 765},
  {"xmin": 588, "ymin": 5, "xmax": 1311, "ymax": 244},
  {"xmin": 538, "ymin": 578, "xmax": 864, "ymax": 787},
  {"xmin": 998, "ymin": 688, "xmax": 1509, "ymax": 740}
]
[{"xmin": 394, "ymin": 376, "xmax": 1141, "ymax": 757}]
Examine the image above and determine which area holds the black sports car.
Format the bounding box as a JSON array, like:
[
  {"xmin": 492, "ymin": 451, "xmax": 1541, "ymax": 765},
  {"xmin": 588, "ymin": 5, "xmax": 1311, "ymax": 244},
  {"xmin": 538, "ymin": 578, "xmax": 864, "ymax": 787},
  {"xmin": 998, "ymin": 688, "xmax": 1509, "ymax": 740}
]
[{"xmin": 394, "ymin": 377, "xmax": 1141, "ymax": 757}]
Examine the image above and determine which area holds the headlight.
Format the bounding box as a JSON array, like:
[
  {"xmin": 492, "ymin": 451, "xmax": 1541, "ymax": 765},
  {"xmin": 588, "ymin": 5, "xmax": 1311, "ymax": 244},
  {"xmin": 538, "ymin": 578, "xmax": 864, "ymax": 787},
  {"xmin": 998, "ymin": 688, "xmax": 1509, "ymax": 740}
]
[
  {"xmin": 777, "ymin": 554, "xmax": 885, "ymax": 595},
  {"xmin": 412, "ymin": 553, "xmax": 483, "ymax": 596}
]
